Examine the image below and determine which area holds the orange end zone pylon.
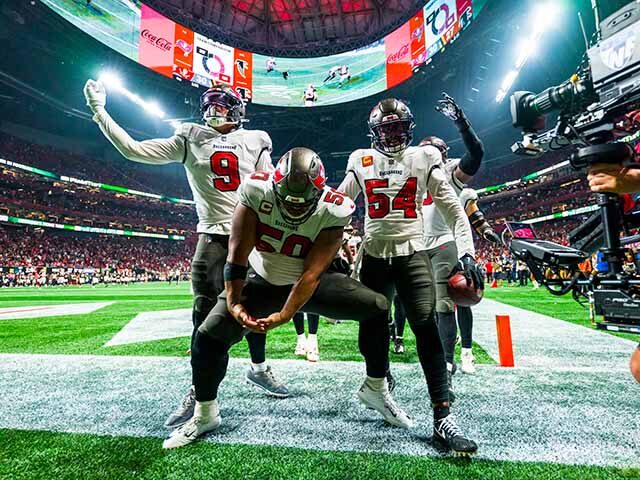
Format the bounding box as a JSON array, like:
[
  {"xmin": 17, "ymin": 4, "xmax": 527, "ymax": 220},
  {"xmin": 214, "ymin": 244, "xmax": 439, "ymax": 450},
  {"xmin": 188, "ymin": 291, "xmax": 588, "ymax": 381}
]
[
  {"xmin": 495, "ymin": 314, "xmax": 514, "ymax": 367},
  {"xmin": 490, "ymin": 278, "xmax": 498, "ymax": 288}
]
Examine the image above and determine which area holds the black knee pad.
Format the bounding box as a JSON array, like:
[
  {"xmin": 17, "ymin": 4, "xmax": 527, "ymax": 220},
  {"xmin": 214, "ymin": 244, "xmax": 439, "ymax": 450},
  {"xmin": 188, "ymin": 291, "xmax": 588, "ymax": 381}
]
[
  {"xmin": 192, "ymin": 295, "xmax": 215, "ymax": 329},
  {"xmin": 191, "ymin": 330, "xmax": 229, "ymax": 370}
]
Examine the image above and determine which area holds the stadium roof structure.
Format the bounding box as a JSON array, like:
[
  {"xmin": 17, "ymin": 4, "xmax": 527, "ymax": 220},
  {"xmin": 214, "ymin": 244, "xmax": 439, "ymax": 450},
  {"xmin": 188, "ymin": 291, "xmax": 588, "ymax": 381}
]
[{"xmin": 145, "ymin": 0, "xmax": 428, "ymax": 57}]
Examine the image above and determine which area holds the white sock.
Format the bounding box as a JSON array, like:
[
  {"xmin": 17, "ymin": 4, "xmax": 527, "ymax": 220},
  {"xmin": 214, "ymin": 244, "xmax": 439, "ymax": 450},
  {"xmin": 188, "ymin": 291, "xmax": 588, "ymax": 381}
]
[
  {"xmin": 297, "ymin": 334, "xmax": 306, "ymax": 342},
  {"xmin": 307, "ymin": 334, "xmax": 317, "ymax": 345},
  {"xmin": 251, "ymin": 362, "xmax": 267, "ymax": 373},
  {"xmin": 194, "ymin": 399, "xmax": 217, "ymax": 419},
  {"xmin": 365, "ymin": 376, "xmax": 385, "ymax": 391},
  {"xmin": 447, "ymin": 362, "xmax": 454, "ymax": 373},
  {"xmin": 462, "ymin": 347, "xmax": 473, "ymax": 356}
]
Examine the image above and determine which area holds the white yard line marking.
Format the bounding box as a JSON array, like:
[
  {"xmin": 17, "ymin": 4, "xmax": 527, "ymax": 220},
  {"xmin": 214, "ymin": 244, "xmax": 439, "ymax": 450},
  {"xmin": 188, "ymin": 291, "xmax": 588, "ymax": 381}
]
[
  {"xmin": 105, "ymin": 309, "xmax": 192, "ymax": 346},
  {"xmin": 0, "ymin": 302, "xmax": 114, "ymax": 320}
]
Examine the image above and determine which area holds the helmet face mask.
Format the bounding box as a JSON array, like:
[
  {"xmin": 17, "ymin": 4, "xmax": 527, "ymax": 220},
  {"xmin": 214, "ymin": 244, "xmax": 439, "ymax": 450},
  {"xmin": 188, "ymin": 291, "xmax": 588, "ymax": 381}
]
[
  {"xmin": 369, "ymin": 99, "xmax": 415, "ymax": 155},
  {"xmin": 200, "ymin": 86, "xmax": 245, "ymax": 130},
  {"xmin": 273, "ymin": 148, "xmax": 326, "ymax": 225}
]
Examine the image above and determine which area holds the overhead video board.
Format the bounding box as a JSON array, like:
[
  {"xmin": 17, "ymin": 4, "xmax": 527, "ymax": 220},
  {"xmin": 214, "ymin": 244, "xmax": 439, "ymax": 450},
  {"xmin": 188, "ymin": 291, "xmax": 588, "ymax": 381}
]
[{"xmin": 41, "ymin": 0, "xmax": 478, "ymax": 107}]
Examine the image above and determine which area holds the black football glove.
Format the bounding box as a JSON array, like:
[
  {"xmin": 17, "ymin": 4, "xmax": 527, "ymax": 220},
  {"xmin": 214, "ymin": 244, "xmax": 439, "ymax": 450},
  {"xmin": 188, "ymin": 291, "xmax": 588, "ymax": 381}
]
[
  {"xmin": 435, "ymin": 92, "xmax": 469, "ymax": 128},
  {"xmin": 452, "ymin": 253, "xmax": 484, "ymax": 291},
  {"xmin": 483, "ymin": 228, "xmax": 501, "ymax": 245}
]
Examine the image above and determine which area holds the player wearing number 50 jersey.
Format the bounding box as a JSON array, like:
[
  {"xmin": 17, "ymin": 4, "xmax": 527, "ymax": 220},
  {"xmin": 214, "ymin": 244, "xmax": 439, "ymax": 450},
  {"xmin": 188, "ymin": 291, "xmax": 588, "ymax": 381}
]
[
  {"xmin": 83, "ymin": 80, "xmax": 289, "ymax": 428},
  {"xmin": 163, "ymin": 148, "xmax": 400, "ymax": 449},
  {"xmin": 338, "ymin": 98, "xmax": 478, "ymax": 456}
]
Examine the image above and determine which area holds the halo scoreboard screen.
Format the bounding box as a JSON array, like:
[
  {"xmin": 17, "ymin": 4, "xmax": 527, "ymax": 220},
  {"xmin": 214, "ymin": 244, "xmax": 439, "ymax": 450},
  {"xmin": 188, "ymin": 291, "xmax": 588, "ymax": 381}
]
[{"xmin": 41, "ymin": 0, "xmax": 478, "ymax": 107}]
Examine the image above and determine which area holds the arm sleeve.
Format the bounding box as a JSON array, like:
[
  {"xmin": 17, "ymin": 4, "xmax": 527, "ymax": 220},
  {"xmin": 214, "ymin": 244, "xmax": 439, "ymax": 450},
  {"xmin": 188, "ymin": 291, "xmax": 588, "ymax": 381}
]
[
  {"xmin": 338, "ymin": 152, "xmax": 362, "ymax": 201},
  {"xmin": 428, "ymin": 166, "xmax": 475, "ymax": 257},
  {"xmin": 92, "ymin": 109, "xmax": 185, "ymax": 165},
  {"xmin": 255, "ymin": 133, "xmax": 274, "ymax": 172},
  {"xmin": 457, "ymin": 122, "xmax": 484, "ymax": 176}
]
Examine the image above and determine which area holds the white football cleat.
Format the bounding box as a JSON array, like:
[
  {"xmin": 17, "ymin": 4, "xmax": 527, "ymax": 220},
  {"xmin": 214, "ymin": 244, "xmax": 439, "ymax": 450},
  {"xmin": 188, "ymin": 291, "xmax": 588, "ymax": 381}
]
[
  {"xmin": 460, "ymin": 348, "xmax": 476, "ymax": 374},
  {"xmin": 306, "ymin": 336, "xmax": 319, "ymax": 362},
  {"xmin": 294, "ymin": 336, "xmax": 307, "ymax": 356},
  {"xmin": 162, "ymin": 401, "xmax": 221, "ymax": 449},
  {"xmin": 357, "ymin": 380, "xmax": 413, "ymax": 428}
]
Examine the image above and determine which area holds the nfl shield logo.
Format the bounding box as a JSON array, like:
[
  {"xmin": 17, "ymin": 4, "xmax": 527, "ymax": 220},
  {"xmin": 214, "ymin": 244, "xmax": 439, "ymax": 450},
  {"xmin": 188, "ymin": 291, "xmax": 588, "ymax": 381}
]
[{"xmin": 362, "ymin": 155, "xmax": 373, "ymax": 167}]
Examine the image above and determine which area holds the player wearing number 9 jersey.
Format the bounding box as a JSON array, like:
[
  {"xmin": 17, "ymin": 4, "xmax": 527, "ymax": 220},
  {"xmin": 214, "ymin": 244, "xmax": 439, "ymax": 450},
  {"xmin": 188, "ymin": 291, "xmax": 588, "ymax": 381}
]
[
  {"xmin": 83, "ymin": 81, "xmax": 289, "ymax": 429},
  {"xmin": 338, "ymin": 98, "xmax": 477, "ymax": 457}
]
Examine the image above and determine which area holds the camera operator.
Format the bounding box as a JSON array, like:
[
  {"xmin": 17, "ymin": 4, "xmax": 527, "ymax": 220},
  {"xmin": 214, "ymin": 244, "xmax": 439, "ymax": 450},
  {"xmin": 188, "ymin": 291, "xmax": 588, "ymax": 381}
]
[
  {"xmin": 586, "ymin": 155, "xmax": 640, "ymax": 383},
  {"xmin": 587, "ymin": 164, "xmax": 640, "ymax": 194}
]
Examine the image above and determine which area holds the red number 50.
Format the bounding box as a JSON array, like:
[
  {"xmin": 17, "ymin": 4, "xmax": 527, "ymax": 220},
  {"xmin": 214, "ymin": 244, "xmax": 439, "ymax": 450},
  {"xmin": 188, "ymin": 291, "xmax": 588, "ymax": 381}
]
[{"xmin": 210, "ymin": 152, "xmax": 240, "ymax": 191}]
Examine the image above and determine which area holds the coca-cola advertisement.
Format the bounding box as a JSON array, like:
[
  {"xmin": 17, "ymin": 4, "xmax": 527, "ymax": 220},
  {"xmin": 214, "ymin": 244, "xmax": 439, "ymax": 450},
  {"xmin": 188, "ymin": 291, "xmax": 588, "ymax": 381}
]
[
  {"xmin": 384, "ymin": 21, "xmax": 412, "ymax": 89},
  {"xmin": 138, "ymin": 4, "xmax": 175, "ymax": 78}
]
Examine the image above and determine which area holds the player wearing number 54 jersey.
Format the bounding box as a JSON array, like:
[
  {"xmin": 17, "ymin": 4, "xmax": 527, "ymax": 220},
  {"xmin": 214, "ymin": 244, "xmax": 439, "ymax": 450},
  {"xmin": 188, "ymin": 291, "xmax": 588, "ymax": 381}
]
[
  {"xmin": 83, "ymin": 81, "xmax": 289, "ymax": 429},
  {"xmin": 338, "ymin": 98, "xmax": 478, "ymax": 456}
]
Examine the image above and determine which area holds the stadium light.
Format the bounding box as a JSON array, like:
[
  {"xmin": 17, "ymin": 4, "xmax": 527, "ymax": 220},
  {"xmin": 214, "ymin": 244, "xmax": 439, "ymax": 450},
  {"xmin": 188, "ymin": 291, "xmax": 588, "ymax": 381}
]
[
  {"xmin": 97, "ymin": 70, "xmax": 166, "ymax": 119},
  {"xmin": 495, "ymin": 3, "xmax": 561, "ymax": 103}
]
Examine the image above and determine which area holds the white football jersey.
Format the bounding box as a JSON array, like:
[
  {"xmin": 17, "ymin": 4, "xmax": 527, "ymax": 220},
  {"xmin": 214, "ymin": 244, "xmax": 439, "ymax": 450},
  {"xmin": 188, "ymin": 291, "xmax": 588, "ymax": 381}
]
[
  {"xmin": 92, "ymin": 110, "xmax": 273, "ymax": 235},
  {"xmin": 178, "ymin": 124, "xmax": 273, "ymax": 235},
  {"xmin": 422, "ymin": 158, "xmax": 465, "ymax": 248},
  {"xmin": 240, "ymin": 173, "xmax": 355, "ymax": 285},
  {"xmin": 339, "ymin": 146, "xmax": 473, "ymax": 258}
]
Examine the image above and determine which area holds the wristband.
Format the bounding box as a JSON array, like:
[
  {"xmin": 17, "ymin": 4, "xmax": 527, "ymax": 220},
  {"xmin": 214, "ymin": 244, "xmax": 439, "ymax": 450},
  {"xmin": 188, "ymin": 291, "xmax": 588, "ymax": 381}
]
[{"xmin": 224, "ymin": 263, "xmax": 248, "ymax": 282}]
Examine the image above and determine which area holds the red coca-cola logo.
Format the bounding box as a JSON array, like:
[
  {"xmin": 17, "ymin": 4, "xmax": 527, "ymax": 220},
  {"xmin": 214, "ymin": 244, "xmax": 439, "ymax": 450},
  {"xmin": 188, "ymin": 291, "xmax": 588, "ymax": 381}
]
[
  {"xmin": 142, "ymin": 29, "xmax": 172, "ymax": 52},
  {"xmin": 387, "ymin": 43, "xmax": 410, "ymax": 63}
]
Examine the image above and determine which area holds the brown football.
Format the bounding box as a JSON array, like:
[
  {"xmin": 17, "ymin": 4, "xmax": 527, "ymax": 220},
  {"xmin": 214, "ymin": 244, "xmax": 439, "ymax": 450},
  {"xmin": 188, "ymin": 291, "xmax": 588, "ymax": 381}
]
[{"xmin": 447, "ymin": 273, "xmax": 483, "ymax": 307}]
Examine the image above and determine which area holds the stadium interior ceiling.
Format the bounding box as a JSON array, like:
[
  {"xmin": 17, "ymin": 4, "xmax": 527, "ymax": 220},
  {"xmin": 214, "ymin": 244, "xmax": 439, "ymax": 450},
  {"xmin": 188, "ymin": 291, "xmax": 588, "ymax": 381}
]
[
  {"xmin": 0, "ymin": 0, "xmax": 627, "ymax": 188},
  {"xmin": 145, "ymin": 0, "xmax": 431, "ymax": 57}
]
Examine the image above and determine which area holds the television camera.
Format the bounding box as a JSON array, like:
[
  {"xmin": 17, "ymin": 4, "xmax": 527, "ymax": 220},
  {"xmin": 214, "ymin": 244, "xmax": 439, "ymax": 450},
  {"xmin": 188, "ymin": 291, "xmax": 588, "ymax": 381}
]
[{"xmin": 507, "ymin": 2, "xmax": 640, "ymax": 335}]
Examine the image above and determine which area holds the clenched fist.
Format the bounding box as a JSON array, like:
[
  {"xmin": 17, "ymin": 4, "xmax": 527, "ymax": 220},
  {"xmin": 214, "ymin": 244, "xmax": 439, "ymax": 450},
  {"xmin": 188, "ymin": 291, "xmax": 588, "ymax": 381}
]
[{"xmin": 83, "ymin": 79, "xmax": 106, "ymax": 113}]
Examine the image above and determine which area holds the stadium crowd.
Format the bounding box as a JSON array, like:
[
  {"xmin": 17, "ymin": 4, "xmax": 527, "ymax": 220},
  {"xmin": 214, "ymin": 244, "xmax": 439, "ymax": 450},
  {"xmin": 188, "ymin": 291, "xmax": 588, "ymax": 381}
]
[
  {"xmin": 0, "ymin": 225, "xmax": 193, "ymax": 287},
  {"xmin": 1, "ymin": 165, "xmax": 195, "ymax": 234},
  {"xmin": 0, "ymin": 133, "xmax": 192, "ymax": 198}
]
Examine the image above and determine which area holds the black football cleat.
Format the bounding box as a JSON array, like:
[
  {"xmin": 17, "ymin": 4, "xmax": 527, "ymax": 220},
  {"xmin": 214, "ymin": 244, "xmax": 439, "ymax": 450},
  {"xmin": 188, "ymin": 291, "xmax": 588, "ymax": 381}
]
[{"xmin": 430, "ymin": 415, "xmax": 478, "ymax": 457}]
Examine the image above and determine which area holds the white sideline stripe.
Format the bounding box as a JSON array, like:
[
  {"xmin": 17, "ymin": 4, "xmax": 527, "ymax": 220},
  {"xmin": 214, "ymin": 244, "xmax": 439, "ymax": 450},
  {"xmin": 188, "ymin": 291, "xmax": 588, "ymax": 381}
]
[
  {"xmin": 105, "ymin": 309, "xmax": 192, "ymax": 346},
  {"xmin": 0, "ymin": 353, "xmax": 638, "ymax": 467},
  {"xmin": 471, "ymin": 298, "xmax": 637, "ymax": 369},
  {"xmin": 0, "ymin": 302, "xmax": 113, "ymax": 320}
]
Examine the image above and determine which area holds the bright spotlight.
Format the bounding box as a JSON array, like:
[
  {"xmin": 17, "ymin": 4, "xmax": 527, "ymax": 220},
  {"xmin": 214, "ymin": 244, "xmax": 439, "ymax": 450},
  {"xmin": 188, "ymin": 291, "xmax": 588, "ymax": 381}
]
[
  {"xmin": 96, "ymin": 70, "xmax": 166, "ymax": 119},
  {"xmin": 515, "ymin": 41, "xmax": 537, "ymax": 69},
  {"xmin": 500, "ymin": 70, "xmax": 519, "ymax": 91},
  {"xmin": 145, "ymin": 101, "xmax": 165, "ymax": 119},
  {"xmin": 98, "ymin": 71, "xmax": 123, "ymax": 91}
]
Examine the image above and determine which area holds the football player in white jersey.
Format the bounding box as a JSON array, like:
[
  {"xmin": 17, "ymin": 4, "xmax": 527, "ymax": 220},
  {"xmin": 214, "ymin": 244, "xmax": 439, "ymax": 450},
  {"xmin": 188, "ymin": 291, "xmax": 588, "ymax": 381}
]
[
  {"xmin": 163, "ymin": 148, "xmax": 405, "ymax": 449},
  {"xmin": 420, "ymin": 93, "xmax": 486, "ymax": 381},
  {"xmin": 83, "ymin": 80, "xmax": 289, "ymax": 427},
  {"xmin": 339, "ymin": 98, "xmax": 479, "ymax": 456}
]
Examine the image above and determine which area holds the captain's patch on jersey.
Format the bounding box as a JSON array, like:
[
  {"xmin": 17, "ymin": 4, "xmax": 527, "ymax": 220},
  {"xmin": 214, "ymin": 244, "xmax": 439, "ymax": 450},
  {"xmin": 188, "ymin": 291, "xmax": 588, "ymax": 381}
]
[
  {"xmin": 259, "ymin": 200, "xmax": 274, "ymax": 214},
  {"xmin": 361, "ymin": 155, "xmax": 373, "ymax": 167}
]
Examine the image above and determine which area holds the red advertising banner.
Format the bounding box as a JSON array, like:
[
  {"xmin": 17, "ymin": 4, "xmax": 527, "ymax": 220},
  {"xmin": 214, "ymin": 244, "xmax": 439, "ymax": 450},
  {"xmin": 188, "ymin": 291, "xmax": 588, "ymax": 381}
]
[
  {"xmin": 410, "ymin": 9, "xmax": 426, "ymax": 70},
  {"xmin": 385, "ymin": 21, "xmax": 412, "ymax": 89},
  {"xmin": 233, "ymin": 49, "xmax": 253, "ymax": 101},
  {"xmin": 138, "ymin": 4, "xmax": 175, "ymax": 78},
  {"xmin": 173, "ymin": 24, "xmax": 195, "ymax": 82}
]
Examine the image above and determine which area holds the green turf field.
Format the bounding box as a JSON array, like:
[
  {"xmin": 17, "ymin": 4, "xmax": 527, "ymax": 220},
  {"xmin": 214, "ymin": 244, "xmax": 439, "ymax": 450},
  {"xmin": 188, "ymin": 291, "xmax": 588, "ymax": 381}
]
[
  {"xmin": 1, "ymin": 429, "xmax": 636, "ymax": 480},
  {"xmin": 1, "ymin": 283, "xmax": 638, "ymax": 480},
  {"xmin": 0, "ymin": 283, "xmax": 493, "ymax": 363}
]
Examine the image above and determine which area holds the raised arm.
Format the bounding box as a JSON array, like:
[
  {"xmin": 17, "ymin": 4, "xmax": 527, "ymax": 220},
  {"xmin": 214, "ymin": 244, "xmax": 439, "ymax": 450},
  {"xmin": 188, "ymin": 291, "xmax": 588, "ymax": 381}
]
[
  {"xmin": 435, "ymin": 92, "xmax": 484, "ymax": 183},
  {"xmin": 84, "ymin": 80, "xmax": 185, "ymax": 165},
  {"xmin": 257, "ymin": 227, "xmax": 343, "ymax": 330}
]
